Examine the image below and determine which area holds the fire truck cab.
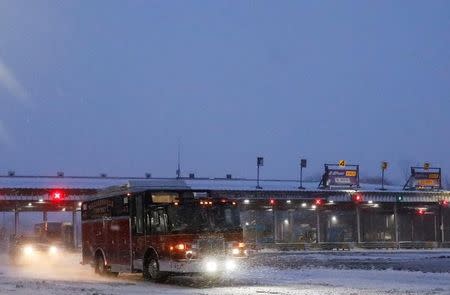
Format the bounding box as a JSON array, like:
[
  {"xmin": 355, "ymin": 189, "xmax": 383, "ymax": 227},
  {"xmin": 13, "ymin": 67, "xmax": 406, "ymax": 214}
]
[{"xmin": 81, "ymin": 180, "xmax": 247, "ymax": 281}]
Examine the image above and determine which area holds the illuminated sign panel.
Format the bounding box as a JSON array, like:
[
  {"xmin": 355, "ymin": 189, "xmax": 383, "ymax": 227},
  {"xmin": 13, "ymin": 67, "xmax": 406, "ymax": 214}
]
[
  {"xmin": 404, "ymin": 166, "xmax": 442, "ymax": 190},
  {"xmin": 320, "ymin": 164, "xmax": 360, "ymax": 188},
  {"xmin": 327, "ymin": 169, "xmax": 358, "ymax": 186},
  {"xmin": 413, "ymin": 171, "xmax": 441, "ymax": 189}
]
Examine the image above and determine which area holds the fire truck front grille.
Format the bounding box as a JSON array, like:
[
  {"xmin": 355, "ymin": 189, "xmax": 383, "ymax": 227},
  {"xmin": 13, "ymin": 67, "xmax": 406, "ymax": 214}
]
[{"xmin": 197, "ymin": 238, "xmax": 225, "ymax": 255}]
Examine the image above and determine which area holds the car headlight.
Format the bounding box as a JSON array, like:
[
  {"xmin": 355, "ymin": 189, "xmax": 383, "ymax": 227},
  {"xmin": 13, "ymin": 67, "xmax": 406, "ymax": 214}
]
[
  {"xmin": 49, "ymin": 246, "xmax": 58, "ymax": 255},
  {"xmin": 23, "ymin": 245, "xmax": 34, "ymax": 255}
]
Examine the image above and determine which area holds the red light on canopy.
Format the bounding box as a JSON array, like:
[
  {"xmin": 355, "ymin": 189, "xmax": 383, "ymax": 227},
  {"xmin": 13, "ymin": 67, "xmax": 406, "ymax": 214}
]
[
  {"xmin": 352, "ymin": 194, "xmax": 363, "ymax": 203},
  {"xmin": 51, "ymin": 191, "xmax": 64, "ymax": 201},
  {"xmin": 417, "ymin": 209, "xmax": 425, "ymax": 215},
  {"xmin": 269, "ymin": 199, "xmax": 276, "ymax": 206},
  {"xmin": 314, "ymin": 198, "xmax": 323, "ymax": 206}
]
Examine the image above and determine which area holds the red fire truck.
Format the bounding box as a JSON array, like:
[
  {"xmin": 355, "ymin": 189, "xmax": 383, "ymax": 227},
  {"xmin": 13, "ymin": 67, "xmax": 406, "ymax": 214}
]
[{"xmin": 81, "ymin": 180, "xmax": 247, "ymax": 281}]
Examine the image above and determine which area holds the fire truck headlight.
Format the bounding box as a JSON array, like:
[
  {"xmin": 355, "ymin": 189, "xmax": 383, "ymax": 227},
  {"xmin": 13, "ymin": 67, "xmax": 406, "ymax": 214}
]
[
  {"xmin": 225, "ymin": 259, "xmax": 237, "ymax": 271},
  {"xmin": 23, "ymin": 245, "xmax": 34, "ymax": 256},
  {"xmin": 49, "ymin": 246, "xmax": 58, "ymax": 255},
  {"xmin": 205, "ymin": 260, "xmax": 218, "ymax": 272}
]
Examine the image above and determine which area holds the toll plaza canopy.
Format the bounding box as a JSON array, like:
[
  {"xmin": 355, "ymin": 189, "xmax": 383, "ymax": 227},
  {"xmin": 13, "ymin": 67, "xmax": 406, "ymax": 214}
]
[
  {"xmin": 1, "ymin": 175, "xmax": 449, "ymax": 212},
  {"xmin": 2, "ymin": 175, "xmax": 450, "ymax": 249}
]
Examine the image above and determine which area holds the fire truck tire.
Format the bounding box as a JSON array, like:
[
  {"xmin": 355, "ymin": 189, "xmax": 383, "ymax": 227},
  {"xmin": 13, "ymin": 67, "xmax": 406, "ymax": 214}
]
[
  {"xmin": 143, "ymin": 256, "xmax": 168, "ymax": 283},
  {"xmin": 95, "ymin": 255, "xmax": 106, "ymax": 275},
  {"xmin": 94, "ymin": 254, "xmax": 119, "ymax": 277}
]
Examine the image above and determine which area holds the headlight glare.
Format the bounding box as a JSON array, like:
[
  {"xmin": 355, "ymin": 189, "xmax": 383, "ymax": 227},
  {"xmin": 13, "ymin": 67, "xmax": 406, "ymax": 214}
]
[
  {"xmin": 49, "ymin": 246, "xmax": 58, "ymax": 255},
  {"xmin": 23, "ymin": 245, "xmax": 34, "ymax": 255},
  {"xmin": 205, "ymin": 260, "xmax": 218, "ymax": 272},
  {"xmin": 225, "ymin": 259, "xmax": 237, "ymax": 271}
]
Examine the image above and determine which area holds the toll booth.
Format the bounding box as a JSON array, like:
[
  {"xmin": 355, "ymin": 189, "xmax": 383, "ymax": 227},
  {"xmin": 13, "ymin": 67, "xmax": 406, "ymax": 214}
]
[{"xmin": 0, "ymin": 175, "xmax": 121, "ymax": 249}]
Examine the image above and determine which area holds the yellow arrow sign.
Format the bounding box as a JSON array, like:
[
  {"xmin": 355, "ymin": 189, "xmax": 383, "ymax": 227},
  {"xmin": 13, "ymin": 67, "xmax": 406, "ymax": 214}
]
[{"xmin": 338, "ymin": 160, "xmax": 346, "ymax": 167}]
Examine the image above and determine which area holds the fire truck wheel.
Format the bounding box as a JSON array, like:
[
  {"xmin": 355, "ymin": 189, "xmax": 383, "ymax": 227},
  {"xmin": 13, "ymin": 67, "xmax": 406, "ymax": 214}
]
[
  {"xmin": 143, "ymin": 256, "xmax": 168, "ymax": 283},
  {"xmin": 94, "ymin": 255, "xmax": 118, "ymax": 277},
  {"xmin": 95, "ymin": 255, "xmax": 106, "ymax": 275}
]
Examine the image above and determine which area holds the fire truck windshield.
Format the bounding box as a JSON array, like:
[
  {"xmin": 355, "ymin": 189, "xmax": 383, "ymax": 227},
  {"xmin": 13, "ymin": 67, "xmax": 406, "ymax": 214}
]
[{"xmin": 167, "ymin": 203, "xmax": 241, "ymax": 233}]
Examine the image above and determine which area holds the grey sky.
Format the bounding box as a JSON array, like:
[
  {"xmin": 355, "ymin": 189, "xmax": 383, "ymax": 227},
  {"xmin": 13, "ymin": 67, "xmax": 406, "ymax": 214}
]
[{"xmin": 0, "ymin": 1, "xmax": 449, "ymax": 183}]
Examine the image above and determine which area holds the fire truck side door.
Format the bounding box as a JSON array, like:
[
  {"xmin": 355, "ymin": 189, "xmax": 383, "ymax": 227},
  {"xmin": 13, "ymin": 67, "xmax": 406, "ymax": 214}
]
[
  {"xmin": 145, "ymin": 206, "xmax": 168, "ymax": 257},
  {"xmin": 131, "ymin": 194, "xmax": 145, "ymax": 271}
]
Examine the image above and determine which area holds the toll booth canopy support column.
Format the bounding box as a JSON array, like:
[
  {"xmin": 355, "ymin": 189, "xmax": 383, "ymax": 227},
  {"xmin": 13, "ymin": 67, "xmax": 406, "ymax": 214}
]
[
  {"xmin": 356, "ymin": 206, "xmax": 361, "ymax": 244},
  {"xmin": 316, "ymin": 209, "xmax": 321, "ymax": 243},
  {"xmin": 43, "ymin": 211, "xmax": 48, "ymax": 232},
  {"xmin": 394, "ymin": 203, "xmax": 399, "ymax": 248},
  {"xmin": 14, "ymin": 209, "xmax": 19, "ymax": 236},
  {"xmin": 441, "ymin": 209, "xmax": 445, "ymax": 244},
  {"xmin": 434, "ymin": 215, "xmax": 438, "ymax": 243},
  {"xmin": 272, "ymin": 207, "xmax": 278, "ymax": 243},
  {"xmin": 288, "ymin": 210, "xmax": 294, "ymax": 243},
  {"xmin": 72, "ymin": 210, "xmax": 77, "ymax": 249}
]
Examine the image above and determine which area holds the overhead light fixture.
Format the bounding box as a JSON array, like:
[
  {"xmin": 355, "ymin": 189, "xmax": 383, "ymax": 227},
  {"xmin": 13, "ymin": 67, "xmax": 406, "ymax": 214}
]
[{"xmin": 331, "ymin": 216, "xmax": 337, "ymax": 223}]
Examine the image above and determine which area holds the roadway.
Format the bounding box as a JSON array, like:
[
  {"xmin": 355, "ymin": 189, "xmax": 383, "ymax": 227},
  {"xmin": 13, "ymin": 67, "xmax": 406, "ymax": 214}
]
[{"xmin": 1, "ymin": 250, "xmax": 450, "ymax": 294}]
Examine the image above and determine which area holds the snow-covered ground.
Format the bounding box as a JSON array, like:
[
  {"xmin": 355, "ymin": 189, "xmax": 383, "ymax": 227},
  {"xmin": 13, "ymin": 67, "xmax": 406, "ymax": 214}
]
[{"xmin": 1, "ymin": 251, "xmax": 450, "ymax": 294}]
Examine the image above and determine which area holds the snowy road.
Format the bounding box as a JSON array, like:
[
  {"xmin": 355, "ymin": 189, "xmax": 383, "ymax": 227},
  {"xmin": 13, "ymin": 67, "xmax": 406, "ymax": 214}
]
[{"xmin": 1, "ymin": 251, "xmax": 450, "ymax": 295}]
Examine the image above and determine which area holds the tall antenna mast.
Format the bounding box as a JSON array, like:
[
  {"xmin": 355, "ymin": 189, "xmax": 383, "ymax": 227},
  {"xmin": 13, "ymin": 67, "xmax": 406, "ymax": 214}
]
[{"xmin": 176, "ymin": 139, "xmax": 181, "ymax": 179}]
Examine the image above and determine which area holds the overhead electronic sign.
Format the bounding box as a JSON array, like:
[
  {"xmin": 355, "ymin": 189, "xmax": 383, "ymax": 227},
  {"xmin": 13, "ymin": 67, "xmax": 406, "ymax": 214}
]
[
  {"xmin": 403, "ymin": 166, "xmax": 442, "ymax": 190},
  {"xmin": 319, "ymin": 163, "xmax": 360, "ymax": 189}
]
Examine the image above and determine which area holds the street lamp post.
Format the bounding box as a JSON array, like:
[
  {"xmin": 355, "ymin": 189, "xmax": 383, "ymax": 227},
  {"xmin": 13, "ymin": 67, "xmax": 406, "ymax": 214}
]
[
  {"xmin": 381, "ymin": 161, "xmax": 388, "ymax": 190},
  {"xmin": 256, "ymin": 157, "xmax": 264, "ymax": 189},
  {"xmin": 299, "ymin": 159, "xmax": 307, "ymax": 189}
]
